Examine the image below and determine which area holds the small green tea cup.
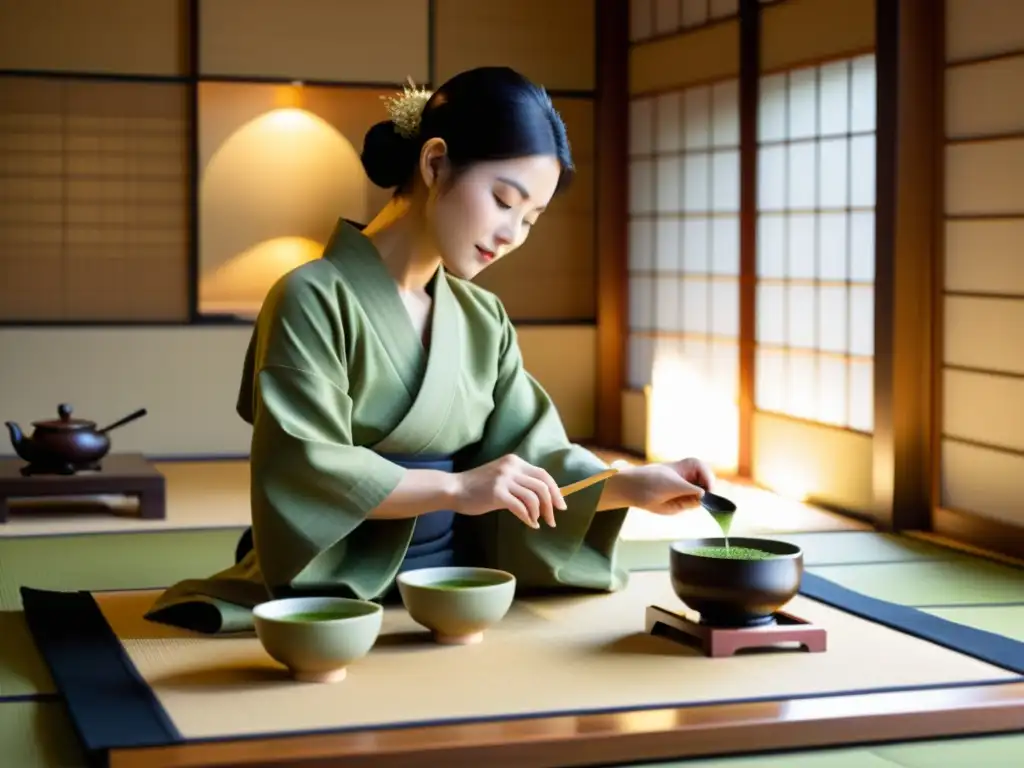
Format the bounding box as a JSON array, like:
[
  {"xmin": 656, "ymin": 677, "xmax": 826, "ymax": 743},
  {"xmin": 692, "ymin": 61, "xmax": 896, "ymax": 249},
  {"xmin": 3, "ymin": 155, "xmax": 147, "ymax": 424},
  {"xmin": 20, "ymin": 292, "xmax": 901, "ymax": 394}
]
[
  {"xmin": 396, "ymin": 566, "xmax": 516, "ymax": 645},
  {"xmin": 252, "ymin": 596, "xmax": 383, "ymax": 683}
]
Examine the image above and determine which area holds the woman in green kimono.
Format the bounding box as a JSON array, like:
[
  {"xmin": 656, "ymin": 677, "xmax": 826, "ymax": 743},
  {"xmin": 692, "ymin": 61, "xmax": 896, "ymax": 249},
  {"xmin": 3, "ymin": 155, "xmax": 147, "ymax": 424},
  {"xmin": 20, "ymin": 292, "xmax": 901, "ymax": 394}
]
[{"xmin": 147, "ymin": 67, "xmax": 715, "ymax": 634}]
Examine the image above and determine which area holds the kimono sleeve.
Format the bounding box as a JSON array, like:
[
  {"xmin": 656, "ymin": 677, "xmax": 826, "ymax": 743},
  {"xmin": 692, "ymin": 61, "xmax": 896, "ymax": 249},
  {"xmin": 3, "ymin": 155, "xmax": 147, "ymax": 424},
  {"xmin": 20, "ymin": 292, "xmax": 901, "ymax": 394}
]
[
  {"xmin": 143, "ymin": 273, "xmax": 412, "ymax": 633},
  {"xmin": 466, "ymin": 298, "xmax": 631, "ymax": 592},
  {"xmin": 242, "ymin": 274, "xmax": 408, "ymax": 591}
]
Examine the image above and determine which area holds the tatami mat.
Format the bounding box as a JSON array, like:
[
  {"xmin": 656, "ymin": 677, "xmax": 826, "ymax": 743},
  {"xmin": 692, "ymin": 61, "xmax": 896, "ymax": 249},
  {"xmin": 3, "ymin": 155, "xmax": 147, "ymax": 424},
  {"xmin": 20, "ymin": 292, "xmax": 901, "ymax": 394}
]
[
  {"xmin": 618, "ymin": 486, "xmax": 870, "ymax": 539},
  {"xmin": 0, "ymin": 454, "xmax": 868, "ymax": 538},
  {"xmin": 809, "ymin": 559, "xmax": 1024, "ymax": 607},
  {"xmin": 3, "ymin": 523, "xmax": 1024, "ymax": 767},
  {"xmin": 923, "ymin": 606, "xmax": 1024, "ymax": 642},
  {"xmin": 651, "ymin": 750, "xmax": 901, "ymax": 767},
  {"xmin": 0, "ymin": 529, "xmax": 955, "ymax": 700},
  {"xmin": 0, "ymin": 529, "xmax": 243, "ymax": 611},
  {"xmin": 0, "ymin": 702, "xmax": 81, "ymax": 768},
  {"xmin": 649, "ymin": 731, "xmax": 1024, "ymax": 767},
  {"xmin": 0, "ymin": 530, "xmax": 956, "ymax": 614},
  {"xmin": 621, "ymin": 531, "xmax": 957, "ymax": 572},
  {"xmin": 872, "ymin": 734, "xmax": 1024, "ymax": 767},
  {"xmin": 0, "ymin": 609, "xmax": 53, "ymax": 698}
]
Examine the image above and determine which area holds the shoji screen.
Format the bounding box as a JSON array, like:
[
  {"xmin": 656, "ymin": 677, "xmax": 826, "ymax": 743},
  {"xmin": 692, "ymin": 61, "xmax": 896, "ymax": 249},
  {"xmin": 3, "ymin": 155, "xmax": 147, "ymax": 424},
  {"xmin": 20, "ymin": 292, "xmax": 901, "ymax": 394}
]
[
  {"xmin": 754, "ymin": 55, "xmax": 876, "ymax": 432},
  {"xmin": 941, "ymin": 0, "xmax": 1024, "ymax": 530},
  {"xmin": 629, "ymin": 0, "xmax": 739, "ymax": 42},
  {"xmin": 626, "ymin": 5, "xmax": 741, "ymax": 471},
  {"xmin": 749, "ymin": 0, "xmax": 876, "ymax": 508},
  {"xmin": 628, "ymin": 80, "xmax": 741, "ymax": 398}
]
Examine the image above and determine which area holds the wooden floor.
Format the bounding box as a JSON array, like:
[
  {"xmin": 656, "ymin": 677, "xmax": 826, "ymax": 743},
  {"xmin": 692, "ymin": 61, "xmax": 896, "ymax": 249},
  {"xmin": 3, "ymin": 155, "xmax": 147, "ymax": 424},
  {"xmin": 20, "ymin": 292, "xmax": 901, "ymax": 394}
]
[{"xmin": 0, "ymin": 447, "xmax": 868, "ymax": 538}]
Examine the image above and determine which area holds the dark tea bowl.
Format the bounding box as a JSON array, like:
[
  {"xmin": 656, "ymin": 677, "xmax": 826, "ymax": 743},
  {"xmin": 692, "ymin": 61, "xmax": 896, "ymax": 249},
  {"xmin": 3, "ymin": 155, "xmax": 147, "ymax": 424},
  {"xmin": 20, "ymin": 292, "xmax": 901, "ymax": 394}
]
[{"xmin": 668, "ymin": 537, "xmax": 804, "ymax": 628}]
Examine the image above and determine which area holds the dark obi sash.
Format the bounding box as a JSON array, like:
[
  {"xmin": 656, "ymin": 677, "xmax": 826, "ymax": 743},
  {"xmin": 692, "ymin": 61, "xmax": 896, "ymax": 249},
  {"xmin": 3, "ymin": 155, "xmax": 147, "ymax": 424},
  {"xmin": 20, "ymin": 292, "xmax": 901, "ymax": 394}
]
[{"xmin": 234, "ymin": 454, "xmax": 458, "ymax": 575}]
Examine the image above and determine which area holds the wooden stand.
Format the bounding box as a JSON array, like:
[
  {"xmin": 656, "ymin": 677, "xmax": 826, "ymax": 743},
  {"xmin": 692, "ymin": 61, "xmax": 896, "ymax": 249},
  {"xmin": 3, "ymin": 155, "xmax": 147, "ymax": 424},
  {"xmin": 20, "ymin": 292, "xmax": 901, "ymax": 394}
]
[
  {"xmin": 645, "ymin": 604, "xmax": 827, "ymax": 658},
  {"xmin": 0, "ymin": 453, "xmax": 166, "ymax": 523}
]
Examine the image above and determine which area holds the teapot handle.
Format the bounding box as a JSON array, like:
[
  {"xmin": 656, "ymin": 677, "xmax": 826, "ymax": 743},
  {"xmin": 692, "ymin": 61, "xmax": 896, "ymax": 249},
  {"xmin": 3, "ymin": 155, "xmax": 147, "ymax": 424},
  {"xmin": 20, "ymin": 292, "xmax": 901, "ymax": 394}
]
[{"xmin": 98, "ymin": 408, "xmax": 148, "ymax": 434}]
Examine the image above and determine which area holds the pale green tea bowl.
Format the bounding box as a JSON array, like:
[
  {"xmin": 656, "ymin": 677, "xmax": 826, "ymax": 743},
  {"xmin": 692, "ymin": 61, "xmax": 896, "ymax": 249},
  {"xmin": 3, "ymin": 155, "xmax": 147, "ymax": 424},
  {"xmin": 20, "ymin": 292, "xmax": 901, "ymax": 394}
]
[
  {"xmin": 252, "ymin": 596, "xmax": 383, "ymax": 683},
  {"xmin": 396, "ymin": 566, "xmax": 517, "ymax": 645}
]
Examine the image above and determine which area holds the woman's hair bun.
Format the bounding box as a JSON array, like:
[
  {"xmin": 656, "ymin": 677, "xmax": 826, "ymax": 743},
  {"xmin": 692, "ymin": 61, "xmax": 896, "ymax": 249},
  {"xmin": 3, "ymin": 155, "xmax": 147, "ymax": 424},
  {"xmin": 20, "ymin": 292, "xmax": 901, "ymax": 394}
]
[
  {"xmin": 360, "ymin": 67, "xmax": 574, "ymax": 195},
  {"xmin": 360, "ymin": 120, "xmax": 418, "ymax": 189}
]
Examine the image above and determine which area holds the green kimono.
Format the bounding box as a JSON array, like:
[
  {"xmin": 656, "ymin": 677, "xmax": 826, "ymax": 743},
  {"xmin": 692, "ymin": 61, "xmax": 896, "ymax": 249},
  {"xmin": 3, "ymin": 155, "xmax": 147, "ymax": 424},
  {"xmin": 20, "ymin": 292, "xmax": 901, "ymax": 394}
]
[{"xmin": 145, "ymin": 220, "xmax": 630, "ymax": 634}]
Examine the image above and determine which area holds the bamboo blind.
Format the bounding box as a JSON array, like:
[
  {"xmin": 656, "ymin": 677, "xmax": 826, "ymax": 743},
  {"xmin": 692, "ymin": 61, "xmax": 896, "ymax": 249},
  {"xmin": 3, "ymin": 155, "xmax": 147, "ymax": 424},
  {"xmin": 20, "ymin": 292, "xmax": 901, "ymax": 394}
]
[{"xmin": 0, "ymin": 76, "xmax": 190, "ymax": 321}]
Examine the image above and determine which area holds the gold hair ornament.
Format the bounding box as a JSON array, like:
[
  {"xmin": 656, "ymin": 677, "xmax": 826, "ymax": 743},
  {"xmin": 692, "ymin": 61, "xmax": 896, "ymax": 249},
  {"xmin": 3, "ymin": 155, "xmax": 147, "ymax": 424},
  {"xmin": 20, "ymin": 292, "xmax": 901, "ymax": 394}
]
[{"xmin": 381, "ymin": 76, "xmax": 433, "ymax": 138}]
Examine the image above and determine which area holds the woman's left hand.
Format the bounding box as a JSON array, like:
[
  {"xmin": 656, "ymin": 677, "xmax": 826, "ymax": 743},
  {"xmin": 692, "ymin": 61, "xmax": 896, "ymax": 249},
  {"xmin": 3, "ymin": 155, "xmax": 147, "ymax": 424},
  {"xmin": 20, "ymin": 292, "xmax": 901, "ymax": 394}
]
[{"xmin": 617, "ymin": 458, "xmax": 717, "ymax": 516}]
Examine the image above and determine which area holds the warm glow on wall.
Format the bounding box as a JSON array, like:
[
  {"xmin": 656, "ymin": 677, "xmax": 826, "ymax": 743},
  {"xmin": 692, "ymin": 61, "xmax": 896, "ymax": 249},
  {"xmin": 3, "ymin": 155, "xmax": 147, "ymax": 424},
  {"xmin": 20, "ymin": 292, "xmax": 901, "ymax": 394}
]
[
  {"xmin": 748, "ymin": 457, "xmax": 811, "ymax": 503},
  {"xmin": 645, "ymin": 349, "xmax": 739, "ymax": 475},
  {"xmin": 274, "ymin": 83, "xmax": 305, "ymax": 110},
  {"xmin": 200, "ymin": 236, "xmax": 325, "ymax": 316},
  {"xmin": 199, "ymin": 101, "xmax": 370, "ymax": 316}
]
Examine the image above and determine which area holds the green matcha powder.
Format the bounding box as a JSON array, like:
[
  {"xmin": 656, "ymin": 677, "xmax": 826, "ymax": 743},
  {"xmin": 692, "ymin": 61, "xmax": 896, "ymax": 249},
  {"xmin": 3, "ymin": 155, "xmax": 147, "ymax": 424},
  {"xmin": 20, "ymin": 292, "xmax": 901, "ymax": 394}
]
[
  {"xmin": 691, "ymin": 508, "xmax": 777, "ymax": 560},
  {"xmin": 687, "ymin": 545, "xmax": 776, "ymax": 560}
]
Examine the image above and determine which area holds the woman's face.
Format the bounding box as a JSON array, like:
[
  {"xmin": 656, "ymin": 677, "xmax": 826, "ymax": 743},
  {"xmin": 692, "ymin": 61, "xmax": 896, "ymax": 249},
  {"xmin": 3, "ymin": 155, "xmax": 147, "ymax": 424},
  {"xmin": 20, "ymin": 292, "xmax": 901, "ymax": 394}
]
[{"xmin": 421, "ymin": 150, "xmax": 561, "ymax": 281}]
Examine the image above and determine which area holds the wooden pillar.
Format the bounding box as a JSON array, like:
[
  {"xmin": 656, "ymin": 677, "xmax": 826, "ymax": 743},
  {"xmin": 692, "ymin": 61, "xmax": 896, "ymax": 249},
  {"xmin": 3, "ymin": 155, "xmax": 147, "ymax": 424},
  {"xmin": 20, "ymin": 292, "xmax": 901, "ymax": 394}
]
[
  {"xmin": 594, "ymin": 0, "xmax": 630, "ymax": 448},
  {"xmin": 737, "ymin": 0, "xmax": 760, "ymax": 478},
  {"xmin": 871, "ymin": 0, "xmax": 944, "ymax": 529}
]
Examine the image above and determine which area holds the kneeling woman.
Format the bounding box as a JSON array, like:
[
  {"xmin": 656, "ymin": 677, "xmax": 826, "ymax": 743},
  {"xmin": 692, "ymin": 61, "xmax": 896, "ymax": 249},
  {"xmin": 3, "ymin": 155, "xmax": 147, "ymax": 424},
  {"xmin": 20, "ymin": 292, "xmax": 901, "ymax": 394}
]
[{"xmin": 147, "ymin": 67, "xmax": 715, "ymax": 634}]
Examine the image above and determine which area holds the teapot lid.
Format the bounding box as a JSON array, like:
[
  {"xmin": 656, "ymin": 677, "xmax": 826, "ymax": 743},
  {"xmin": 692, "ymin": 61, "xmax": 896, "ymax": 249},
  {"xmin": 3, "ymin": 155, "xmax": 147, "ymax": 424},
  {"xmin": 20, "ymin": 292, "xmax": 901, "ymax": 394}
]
[{"xmin": 31, "ymin": 404, "xmax": 96, "ymax": 431}]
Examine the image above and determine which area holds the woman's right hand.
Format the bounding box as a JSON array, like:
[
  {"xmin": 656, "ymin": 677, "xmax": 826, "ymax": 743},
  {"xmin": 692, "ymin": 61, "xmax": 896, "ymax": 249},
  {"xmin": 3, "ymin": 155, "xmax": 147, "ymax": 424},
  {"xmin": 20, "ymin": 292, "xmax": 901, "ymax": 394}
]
[{"xmin": 451, "ymin": 454, "xmax": 566, "ymax": 529}]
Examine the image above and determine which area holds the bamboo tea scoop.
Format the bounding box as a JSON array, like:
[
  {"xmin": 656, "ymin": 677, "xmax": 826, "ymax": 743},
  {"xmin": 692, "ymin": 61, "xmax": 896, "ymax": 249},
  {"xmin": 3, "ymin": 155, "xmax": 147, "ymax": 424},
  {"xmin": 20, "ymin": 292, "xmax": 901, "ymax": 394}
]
[{"xmin": 558, "ymin": 468, "xmax": 619, "ymax": 497}]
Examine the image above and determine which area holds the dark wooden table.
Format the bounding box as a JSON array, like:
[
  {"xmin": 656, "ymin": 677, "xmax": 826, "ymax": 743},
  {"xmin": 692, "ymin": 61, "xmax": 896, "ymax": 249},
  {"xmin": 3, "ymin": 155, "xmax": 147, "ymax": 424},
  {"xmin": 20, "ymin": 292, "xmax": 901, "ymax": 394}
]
[{"xmin": 0, "ymin": 453, "xmax": 166, "ymax": 523}]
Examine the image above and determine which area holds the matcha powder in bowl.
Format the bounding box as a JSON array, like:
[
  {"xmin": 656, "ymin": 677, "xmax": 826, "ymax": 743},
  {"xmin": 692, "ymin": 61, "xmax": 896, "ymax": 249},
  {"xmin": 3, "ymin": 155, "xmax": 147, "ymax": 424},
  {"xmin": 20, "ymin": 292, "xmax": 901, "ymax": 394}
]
[{"xmin": 686, "ymin": 545, "xmax": 777, "ymax": 560}]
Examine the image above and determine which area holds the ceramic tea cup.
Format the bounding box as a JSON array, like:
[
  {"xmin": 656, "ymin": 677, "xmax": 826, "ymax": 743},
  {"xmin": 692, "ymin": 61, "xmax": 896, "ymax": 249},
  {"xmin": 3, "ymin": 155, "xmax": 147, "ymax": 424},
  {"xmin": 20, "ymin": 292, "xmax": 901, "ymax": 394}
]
[
  {"xmin": 252, "ymin": 596, "xmax": 383, "ymax": 683},
  {"xmin": 396, "ymin": 566, "xmax": 516, "ymax": 645}
]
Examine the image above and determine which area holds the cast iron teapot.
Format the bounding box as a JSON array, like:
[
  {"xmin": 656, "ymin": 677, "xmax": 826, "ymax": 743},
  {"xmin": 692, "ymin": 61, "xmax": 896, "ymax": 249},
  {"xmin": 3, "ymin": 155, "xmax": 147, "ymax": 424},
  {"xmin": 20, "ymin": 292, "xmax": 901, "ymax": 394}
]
[{"xmin": 6, "ymin": 403, "xmax": 147, "ymax": 473}]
